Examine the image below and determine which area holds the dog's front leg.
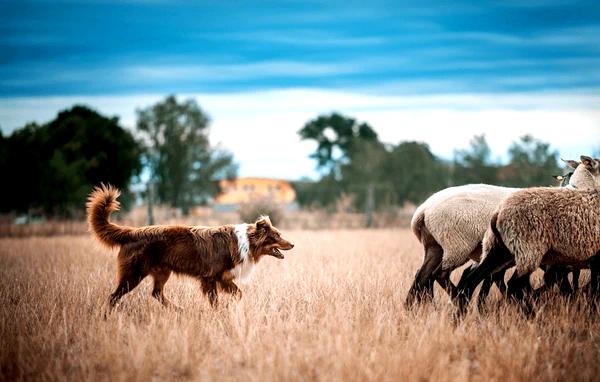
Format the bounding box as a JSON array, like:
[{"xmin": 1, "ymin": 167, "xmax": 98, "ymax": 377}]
[
  {"xmin": 201, "ymin": 278, "xmax": 218, "ymax": 307},
  {"xmin": 219, "ymin": 276, "xmax": 242, "ymax": 301}
]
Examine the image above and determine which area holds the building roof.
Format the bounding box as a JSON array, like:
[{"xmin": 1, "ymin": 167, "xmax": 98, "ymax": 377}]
[{"xmin": 215, "ymin": 177, "xmax": 296, "ymax": 205}]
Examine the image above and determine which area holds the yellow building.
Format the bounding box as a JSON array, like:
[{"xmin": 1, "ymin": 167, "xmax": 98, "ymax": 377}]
[{"xmin": 215, "ymin": 177, "xmax": 296, "ymax": 205}]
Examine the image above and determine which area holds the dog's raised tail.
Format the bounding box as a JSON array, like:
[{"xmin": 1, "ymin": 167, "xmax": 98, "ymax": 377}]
[{"xmin": 86, "ymin": 184, "xmax": 134, "ymax": 248}]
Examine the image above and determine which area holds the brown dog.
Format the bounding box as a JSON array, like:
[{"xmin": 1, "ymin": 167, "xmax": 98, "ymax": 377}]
[{"xmin": 87, "ymin": 184, "xmax": 294, "ymax": 312}]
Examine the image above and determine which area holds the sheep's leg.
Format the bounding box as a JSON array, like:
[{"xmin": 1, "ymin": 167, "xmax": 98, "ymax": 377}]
[
  {"xmin": 453, "ymin": 245, "xmax": 514, "ymax": 317},
  {"xmin": 477, "ymin": 268, "xmax": 507, "ymax": 310},
  {"xmin": 531, "ymin": 265, "xmax": 550, "ymax": 301},
  {"xmin": 542, "ymin": 265, "xmax": 573, "ymax": 296},
  {"xmin": 477, "ymin": 276, "xmax": 494, "ymax": 309},
  {"xmin": 557, "ymin": 268, "xmax": 574, "ymax": 296},
  {"xmin": 541, "ymin": 265, "xmax": 557, "ymax": 291},
  {"xmin": 458, "ymin": 264, "xmax": 477, "ymax": 287},
  {"xmin": 507, "ymin": 271, "xmax": 530, "ymax": 300},
  {"xmin": 588, "ymin": 252, "xmax": 600, "ymax": 311},
  {"xmin": 434, "ymin": 269, "xmax": 458, "ymax": 300},
  {"xmin": 533, "ymin": 265, "xmax": 566, "ymax": 301},
  {"xmin": 405, "ymin": 243, "xmax": 443, "ymax": 307},
  {"xmin": 492, "ymin": 268, "xmax": 507, "ymax": 294},
  {"xmin": 507, "ymin": 271, "xmax": 535, "ymax": 317},
  {"xmin": 572, "ymin": 269, "xmax": 580, "ymax": 292}
]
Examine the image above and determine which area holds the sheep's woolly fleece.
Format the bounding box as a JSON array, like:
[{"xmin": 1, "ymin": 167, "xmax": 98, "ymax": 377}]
[
  {"xmin": 484, "ymin": 188, "xmax": 600, "ymax": 277},
  {"xmin": 411, "ymin": 184, "xmax": 518, "ymax": 271},
  {"xmin": 411, "ymin": 159, "xmax": 597, "ymax": 273}
]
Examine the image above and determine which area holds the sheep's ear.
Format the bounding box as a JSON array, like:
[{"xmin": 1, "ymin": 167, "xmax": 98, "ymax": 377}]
[
  {"xmin": 581, "ymin": 155, "xmax": 592, "ymax": 164},
  {"xmin": 255, "ymin": 216, "xmax": 272, "ymax": 230},
  {"xmin": 580, "ymin": 155, "xmax": 600, "ymax": 173},
  {"xmin": 561, "ymin": 158, "xmax": 579, "ymax": 169}
]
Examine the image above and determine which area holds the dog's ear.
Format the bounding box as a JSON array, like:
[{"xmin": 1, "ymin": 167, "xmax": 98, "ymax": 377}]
[{"xmin": 255, "ymin": 216, "xmax": 272, "ymax": 231}]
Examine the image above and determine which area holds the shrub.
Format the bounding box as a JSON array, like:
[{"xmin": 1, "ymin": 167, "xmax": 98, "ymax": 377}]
[{"xmin": 238, "ymin": 197, "xmax": 285, "ymax": 226}]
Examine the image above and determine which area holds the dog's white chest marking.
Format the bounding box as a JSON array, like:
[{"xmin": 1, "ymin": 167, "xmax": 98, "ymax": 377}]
[{"xmin": 232, "ymin": 224, "xmax": 254, "ymax": 283}]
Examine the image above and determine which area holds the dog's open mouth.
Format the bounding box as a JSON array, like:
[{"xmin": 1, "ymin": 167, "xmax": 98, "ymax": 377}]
[{"xmin": 268, "ymin": 248, "xmax": 285, "ymax": 259}]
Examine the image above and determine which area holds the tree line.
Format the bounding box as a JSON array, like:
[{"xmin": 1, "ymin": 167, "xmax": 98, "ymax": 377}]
[
  {"xmin": 294, "ymin": 113, "xmax": 564, "ymax": 211},
  {"xmin": 0, "ymin": 96, "xmax": 236, "ymax": 217},
  {"xmin": 0, "ymin": 98, "xmax": 567, "ymax": 217}
]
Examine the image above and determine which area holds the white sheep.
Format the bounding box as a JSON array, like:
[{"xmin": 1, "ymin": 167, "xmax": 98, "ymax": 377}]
[
  {"xmin": 406, "ymin": 159, "xmax": 585, "ymax": 306},
  {"xmin": 406, "ymin": 184, "xmax": 515, "ymax": 306},
  {"xmin": 453, "ymin": 156, "xmax": 600, "ymax": 316}
]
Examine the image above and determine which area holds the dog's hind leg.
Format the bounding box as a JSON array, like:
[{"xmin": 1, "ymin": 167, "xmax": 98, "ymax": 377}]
[
  {"xmin": 151, "ymin": 267, "xmax": 180, "ymax": 309},
  {"xmin": 107, "ymin": 267, "xmax": 146, "ymax": 313}
]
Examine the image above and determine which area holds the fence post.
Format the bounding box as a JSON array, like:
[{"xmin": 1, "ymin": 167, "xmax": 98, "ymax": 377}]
[
  {"xmin": 366, "ymin": 183, "xmax": 375, "ymax": 228},
  {"xmin": 147, "ymin": 181, "xmax": 155, "ymax": 226}
]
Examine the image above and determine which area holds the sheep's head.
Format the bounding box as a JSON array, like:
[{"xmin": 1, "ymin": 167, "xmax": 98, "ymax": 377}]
[
  {"xmin": 568, "ymin": 156, "xmax": 600, "ymax": 190},
  {"xmin": 581, "ymin": 155, "xmax": 600, "ymax": 173},
  {"xmin": 561, "ymin": 158, "xmax": 580, "ymax": 169},
  {"xmin": 553, "ymin": 172, "xmax": 573, "ymax": 187}
]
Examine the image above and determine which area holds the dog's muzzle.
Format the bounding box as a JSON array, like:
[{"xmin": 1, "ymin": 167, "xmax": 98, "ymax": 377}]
[{"xmin": 269, "ymin": 248, "xmax": 285, "ymax": 259}]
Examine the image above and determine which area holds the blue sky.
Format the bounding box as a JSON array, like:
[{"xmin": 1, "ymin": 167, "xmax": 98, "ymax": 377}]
[{"xmin": 1, "ymin": 0, "xmax": 599, "ymax": 178}]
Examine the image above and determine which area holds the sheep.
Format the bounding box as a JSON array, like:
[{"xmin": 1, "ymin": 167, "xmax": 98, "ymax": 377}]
[
  {"xmin": 406, "ymin": 159, "xmax": 584, "ymax": 307},
  {"xmin": 454, "ymin": 156, "xmax": 600, "ymax": 316},
  {"xmin": 406, "ymin": 184, "xmax": 516, "ymax": 306},
  {"xmin": 543, "ymin": 169, "xmax": 581, "ymax": 295}
]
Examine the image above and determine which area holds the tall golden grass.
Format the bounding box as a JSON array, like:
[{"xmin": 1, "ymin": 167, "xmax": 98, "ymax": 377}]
[
  {"xmin": 1, "ymin": 230, "xmax": 598, "ymax": 381},
  {"xmin": 0, "ymin": 204, "xmax": 415, "ymax": 238}
]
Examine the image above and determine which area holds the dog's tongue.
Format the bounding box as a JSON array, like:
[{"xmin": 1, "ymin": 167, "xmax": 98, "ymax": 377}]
[{"xmin": 271, "ymin": 249, "xmax": 284, "ymax": 259}]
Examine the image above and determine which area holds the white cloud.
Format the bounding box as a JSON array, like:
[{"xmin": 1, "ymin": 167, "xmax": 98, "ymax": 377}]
[
  {"xmin": 424, "ymin": 26, "xmax": 600, "ymax": 50},
  {"xmin": 1, "ymin": 88, "xmax": 599, "ymax": 179},
  {"xmin": 215, "ymin": 30, "xmax": 387, "ymax": 47},
  {"xmin": 125, "ymin": 61, "xmax": 361, "ymax": 82}
]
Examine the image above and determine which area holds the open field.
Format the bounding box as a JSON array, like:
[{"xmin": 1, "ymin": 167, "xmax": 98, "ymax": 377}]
[
  {"xmin": 1, "ymin": 229, "xmax": 599, "ymax": 381},
  {"xmin": 0, "ymin": 206, "xmax": 414, "ymax": 238}
]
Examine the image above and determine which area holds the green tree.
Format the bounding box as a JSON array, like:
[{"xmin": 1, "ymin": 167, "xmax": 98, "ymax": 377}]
[
  {"xmin": 297, "ymin": 113, "xmax": 379, "ymax": 209},
  {"xmin": 298, "ymin": 112, "xmax": 378, "ymax": 178},
  {"xmin": 500, "ymin": 135, "xmax": 561, "ymax": 187},
  {"xmin": 383, "ymin": 141, "xmax": 450, "ymax": 205},
  {"xmin": 452, "ymin": 135, "xmax": 498, "ymax": 185},
  {"xmin": 292, "ymin": 175, "xmax": 342, "ymax": 210},
  {"xmin": 0, "ymin": 106, "xmax": 142, "ymax": 215},
  {"xmin": 340, "ymin": 139, "xmax": 390, "ymax": 210},
  {"xmin": 136, "ymin": 95, "xmax": 237, "ymax": 213}
]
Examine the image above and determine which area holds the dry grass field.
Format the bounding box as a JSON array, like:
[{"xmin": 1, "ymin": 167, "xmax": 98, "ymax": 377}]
[{"xmin": 1, "ymin": 229, "xmax": 599, "ymax": 381}]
